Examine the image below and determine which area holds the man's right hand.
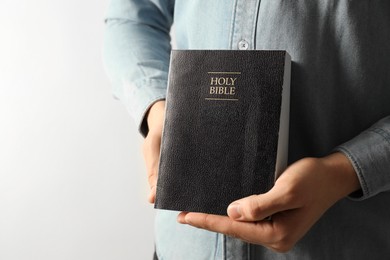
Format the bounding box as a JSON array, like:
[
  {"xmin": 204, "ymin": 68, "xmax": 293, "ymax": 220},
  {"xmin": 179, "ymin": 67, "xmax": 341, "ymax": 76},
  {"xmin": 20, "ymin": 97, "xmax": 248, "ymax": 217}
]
[{"xmin": 142, "ymin": 100, "xmax": 165, "ymax": 203}]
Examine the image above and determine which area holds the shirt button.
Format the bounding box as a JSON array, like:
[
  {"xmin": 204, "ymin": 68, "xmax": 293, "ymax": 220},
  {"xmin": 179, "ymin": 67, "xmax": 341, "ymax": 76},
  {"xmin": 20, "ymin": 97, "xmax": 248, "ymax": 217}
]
[{"xmin": 238, "ymin": 40, "xmax": 249, "ymax": 50}]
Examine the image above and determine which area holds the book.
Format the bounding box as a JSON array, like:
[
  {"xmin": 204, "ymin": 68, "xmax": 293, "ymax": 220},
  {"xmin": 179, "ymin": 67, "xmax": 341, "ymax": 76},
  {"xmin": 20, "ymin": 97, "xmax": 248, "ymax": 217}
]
[{"xmin": 155, "ymin": 50, "xmax": 291, "ymax": 215}]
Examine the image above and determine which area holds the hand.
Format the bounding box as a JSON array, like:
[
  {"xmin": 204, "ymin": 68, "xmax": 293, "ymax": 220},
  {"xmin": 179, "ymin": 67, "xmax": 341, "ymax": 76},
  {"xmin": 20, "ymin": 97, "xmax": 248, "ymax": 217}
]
[
  {"xmin": 177, "ymin": 153, "xmax": 360, "ymax": 252},
  {"xmin": 142, "ymin": 100, "xmax": 165, "ymax": 203}
]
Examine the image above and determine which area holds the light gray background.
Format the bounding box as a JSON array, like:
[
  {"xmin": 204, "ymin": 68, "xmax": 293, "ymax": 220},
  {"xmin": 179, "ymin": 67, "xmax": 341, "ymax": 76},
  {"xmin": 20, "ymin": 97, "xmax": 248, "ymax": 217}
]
[{"xmin": 0, "ymin": 1, "xmax": 156, "ymax": 259}]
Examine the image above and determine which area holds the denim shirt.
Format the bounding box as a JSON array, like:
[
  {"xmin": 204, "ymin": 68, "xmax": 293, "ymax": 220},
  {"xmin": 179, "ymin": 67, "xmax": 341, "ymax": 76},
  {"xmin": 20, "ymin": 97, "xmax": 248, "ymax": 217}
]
[{"xmin": 103, "ymin": 1, "xmax": 390, "ymax": 259}]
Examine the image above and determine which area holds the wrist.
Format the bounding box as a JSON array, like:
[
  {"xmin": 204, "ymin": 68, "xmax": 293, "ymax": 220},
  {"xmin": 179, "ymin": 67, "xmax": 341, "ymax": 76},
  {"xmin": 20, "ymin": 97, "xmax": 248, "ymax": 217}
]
[
  {"xmin": 321, "ymin": 152, "xmax": 361, "ymax": 199},
  {"xmin": 146, "ymin": 100, "xmax": 165, "ymax": 136}
]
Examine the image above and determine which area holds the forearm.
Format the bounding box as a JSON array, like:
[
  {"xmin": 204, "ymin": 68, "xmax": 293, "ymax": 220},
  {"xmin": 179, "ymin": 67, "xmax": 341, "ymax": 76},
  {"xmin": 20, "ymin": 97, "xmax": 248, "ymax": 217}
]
[{"xmin": 103, "ymin": 0, "xmax": 174, "ymax": 136}]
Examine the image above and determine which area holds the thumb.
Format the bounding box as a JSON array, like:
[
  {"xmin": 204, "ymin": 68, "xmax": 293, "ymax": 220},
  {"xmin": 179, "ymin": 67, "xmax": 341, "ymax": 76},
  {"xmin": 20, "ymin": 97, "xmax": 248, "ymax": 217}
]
[{"xmin": 227, "ymin": 190, "xmax": 297, "ymax": 222}]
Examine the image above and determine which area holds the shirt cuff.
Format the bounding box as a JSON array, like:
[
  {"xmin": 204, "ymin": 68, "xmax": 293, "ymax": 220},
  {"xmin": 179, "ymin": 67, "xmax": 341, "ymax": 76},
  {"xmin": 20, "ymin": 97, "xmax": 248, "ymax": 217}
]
[
  {"xmin": 120, "ymin": 78, "xmax": 167, "ymax": 138},
  {"xmin": 334, "ymin": 117, "xmax": 390, "ymax": 200}
]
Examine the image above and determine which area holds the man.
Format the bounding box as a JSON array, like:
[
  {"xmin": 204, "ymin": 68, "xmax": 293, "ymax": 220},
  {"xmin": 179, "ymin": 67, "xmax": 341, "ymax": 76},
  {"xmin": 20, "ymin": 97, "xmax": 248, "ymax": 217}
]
[{"xmin": 103, "ymin": 1, "xmax": 390, "ymax": 259}]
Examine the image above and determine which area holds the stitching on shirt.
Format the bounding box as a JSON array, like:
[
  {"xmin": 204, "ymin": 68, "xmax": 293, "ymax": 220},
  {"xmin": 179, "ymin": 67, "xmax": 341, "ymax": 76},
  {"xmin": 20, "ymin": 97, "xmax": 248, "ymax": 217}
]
[
  {"xmin": 336, "ymin": 146, "xmax": 370, "ymax": 197},
  {"xmin": 222, "ymin": 234, "xmax": 226, "ymax": 260},
  {"xmin": 138, "ymin": 95, "xmax": 166, "ymax": 136},
  {"xmin": 251, "ymin": 0, "xmax": 261, "ymax": 49},
  {"xmin": 369, "ymin": 128, "xmax": 390, "ymax": 144},
  {"xmin": 133, "ymin": 78, "xmax": 167, "ymax": 119},
  {"xmin": 229, "ymin": 0, "xmax": 239, "ymax": 49},
  {"xmin": 213, "ymin": 233, "xmax": 220, "ymax": 260},
  {"xmin": 247, "ymin": 243, "xmax": 251, "ymax": 260}
]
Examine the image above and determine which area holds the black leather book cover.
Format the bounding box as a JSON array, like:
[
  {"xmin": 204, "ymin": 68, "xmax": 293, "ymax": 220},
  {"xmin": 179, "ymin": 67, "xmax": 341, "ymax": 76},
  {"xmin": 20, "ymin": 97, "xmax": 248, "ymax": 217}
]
[{"xmin": 155, "ymin": 50, "xmax": 291, "ymax": 215}]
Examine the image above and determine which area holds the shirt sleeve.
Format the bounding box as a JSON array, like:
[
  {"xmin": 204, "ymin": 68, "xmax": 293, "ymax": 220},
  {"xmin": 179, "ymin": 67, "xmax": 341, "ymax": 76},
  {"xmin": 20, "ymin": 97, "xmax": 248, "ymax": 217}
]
[
  {"xmin": 335, "ymin": 116, "xmax": 390, "ymax": 200},
  {"xmin": 103, "ymin": 0, "xmax": 175, "ymax": 137}
]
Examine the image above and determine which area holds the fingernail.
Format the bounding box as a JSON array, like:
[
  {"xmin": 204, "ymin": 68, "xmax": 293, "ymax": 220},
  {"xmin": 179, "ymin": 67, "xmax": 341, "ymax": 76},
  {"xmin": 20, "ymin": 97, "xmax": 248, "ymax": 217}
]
[
  {"xmin": 177, "ymin": 213, "xmax": 185, "ymax": 224},
  {"xmin": 227, "ymin": 203, "xmax": 242, "ymax": 219},
  {"xmin": 184, "ymin": 214, "xmax": 192, "ymax": 224}
]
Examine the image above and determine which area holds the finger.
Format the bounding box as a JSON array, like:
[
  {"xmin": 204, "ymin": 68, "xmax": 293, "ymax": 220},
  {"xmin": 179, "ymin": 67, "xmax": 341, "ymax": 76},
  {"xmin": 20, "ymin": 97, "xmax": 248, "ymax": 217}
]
[
  {"xmin": 142, "ymin": 135, "xmax": 161, "ymax": 204},
  {"xmin": 142, "ymin": 135, "xmax": 161, "ymax": 189},
  {"xmin": 227, "ymin": 189, "xmax": 300, "ymax": 222},
  {"xmin": 148, "ymin": 185, "xmax": 156, "ymax": 204},
  {"xmin": 177, "ymin": 211, "xmax": 188, "ymax": 224},
  {"xmin": 182, "ymin": 212, "xmax": 275, "ymax": 244},
  {"xmin": 147, "ymin": 170, "xmax": 158, "ymax": 192}
]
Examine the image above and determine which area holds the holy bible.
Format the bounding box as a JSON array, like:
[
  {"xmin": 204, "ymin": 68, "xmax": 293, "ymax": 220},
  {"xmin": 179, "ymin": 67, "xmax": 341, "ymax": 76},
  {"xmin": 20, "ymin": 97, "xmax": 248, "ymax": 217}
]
[{"xmin": 155, "ymin": 50, "xmax": 291, "ymax": 215}]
